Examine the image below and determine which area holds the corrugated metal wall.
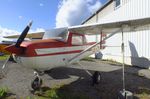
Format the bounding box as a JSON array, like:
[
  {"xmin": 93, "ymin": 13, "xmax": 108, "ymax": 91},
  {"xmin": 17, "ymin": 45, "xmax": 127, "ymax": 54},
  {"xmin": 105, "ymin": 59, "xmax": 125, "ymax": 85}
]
[
  {"xmin": 99, "ymin": 0, "xmax": 150, "ymax": 23},
  {"xmin": 84, "ymin": 0, "xmax": 150, "ymax": 68},
  {"xmin": 101, "ymin": 0, "xmax": 150, "ymax": 68}
]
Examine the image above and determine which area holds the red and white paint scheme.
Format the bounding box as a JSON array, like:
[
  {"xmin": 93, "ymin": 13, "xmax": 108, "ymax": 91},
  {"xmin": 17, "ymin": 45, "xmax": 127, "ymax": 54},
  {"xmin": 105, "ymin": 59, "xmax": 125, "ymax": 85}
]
[{"xmin": 5, "ymin": 31, "xmax": 97, "ymax": 71}]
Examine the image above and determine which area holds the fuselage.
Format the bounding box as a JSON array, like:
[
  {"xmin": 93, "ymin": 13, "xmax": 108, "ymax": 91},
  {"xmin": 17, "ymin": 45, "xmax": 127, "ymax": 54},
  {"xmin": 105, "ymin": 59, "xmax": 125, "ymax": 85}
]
[{"xmin": 5, "ymin": 32, "xmax": 95, "ymax": 71}]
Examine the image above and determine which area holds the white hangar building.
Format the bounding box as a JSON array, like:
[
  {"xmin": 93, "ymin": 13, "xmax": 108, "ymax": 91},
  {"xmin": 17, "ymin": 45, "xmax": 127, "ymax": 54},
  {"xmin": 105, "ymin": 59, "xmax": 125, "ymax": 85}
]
[{"xmin": 82, "ymin": 0, "xmax": 150, "ymax": 68}]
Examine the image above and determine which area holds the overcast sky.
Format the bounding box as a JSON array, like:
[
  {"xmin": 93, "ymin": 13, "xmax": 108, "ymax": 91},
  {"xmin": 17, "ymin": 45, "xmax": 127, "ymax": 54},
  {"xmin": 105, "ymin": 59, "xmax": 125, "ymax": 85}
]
[{"xmin": 0, "ymin": 0, "xmax": 107, "ymax": 37}]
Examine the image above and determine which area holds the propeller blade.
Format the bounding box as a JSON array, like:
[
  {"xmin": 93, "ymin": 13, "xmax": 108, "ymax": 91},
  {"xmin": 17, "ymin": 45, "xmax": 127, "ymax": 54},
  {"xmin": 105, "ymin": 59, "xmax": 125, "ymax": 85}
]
[
  {"xmin": 15, "ymin": 21, "xmax": 33, "ymax": 47},
  {"xmin": 2, "ymin": 55, "xmax": 11, "ymax": 69}
]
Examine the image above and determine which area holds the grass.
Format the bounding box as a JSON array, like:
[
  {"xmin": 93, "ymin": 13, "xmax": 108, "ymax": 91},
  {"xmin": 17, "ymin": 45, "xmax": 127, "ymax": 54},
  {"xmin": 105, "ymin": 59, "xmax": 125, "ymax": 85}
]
[
  {"xmin": 0, "ymin": 87, "xmax": 8, "ymax": 98},
  {"xmin": 81, "ymin": 57, "xmax": 95, "ymax": 62},
  {"xmin": 134, "ymin": 87, "xmax": 150, "ymax": 99},
  {"xmin": 32, "ymin": 85, "xmax": 89, "ymax": 99},
  {"xmin": 0, "ymin": 55, "xmax": 9, "ymax": 61},
  {"xmin": 100, "ymin": 59, "xmax": 124, "ymax": 66}
]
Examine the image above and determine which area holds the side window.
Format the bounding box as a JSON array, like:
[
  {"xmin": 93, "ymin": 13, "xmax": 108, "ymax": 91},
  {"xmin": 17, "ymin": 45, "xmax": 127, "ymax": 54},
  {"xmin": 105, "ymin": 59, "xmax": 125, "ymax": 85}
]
[
  {"xmin": 72, "ymin": 34, "xmax": 84, "ymax": 45},
  {"xmin": 115, "ymin": 0, "xmax": 121, "ymax": 8}
]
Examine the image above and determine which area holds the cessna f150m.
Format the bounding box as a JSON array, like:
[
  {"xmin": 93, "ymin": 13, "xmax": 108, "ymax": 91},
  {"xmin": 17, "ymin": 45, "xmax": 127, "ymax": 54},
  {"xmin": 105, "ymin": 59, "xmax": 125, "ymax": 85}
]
[{"xmin": 2, "ymin": 17, "xmax": 150, "ymax": 90}]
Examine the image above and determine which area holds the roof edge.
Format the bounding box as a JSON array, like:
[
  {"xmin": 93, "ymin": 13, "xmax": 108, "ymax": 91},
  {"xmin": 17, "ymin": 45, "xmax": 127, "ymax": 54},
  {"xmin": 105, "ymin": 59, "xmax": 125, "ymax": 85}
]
[{"xmin": 82, "ymin": 0, "xmax": 113, "ymax": 24}]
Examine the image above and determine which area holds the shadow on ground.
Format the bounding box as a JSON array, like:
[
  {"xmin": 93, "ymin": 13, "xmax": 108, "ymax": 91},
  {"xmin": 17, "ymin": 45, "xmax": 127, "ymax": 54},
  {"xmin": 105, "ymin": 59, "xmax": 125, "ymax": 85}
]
[
  {"xmin": 44, "ymin": 66, "xmax": 150, "ymax": 99},
  {"xmin": 45, "ymin": 67, "xmax": 91, "ymax": 79},
  {"xmin": 1, "ymin": 60, "xmax": 150, "ymax": 99}
]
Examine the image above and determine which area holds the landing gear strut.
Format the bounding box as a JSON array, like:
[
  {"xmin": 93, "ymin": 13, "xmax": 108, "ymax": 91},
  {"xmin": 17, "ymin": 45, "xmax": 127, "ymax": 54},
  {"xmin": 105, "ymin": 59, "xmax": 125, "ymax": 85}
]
[
  {"xmin": 92, "ymin": 71, "xmax": 101, "ymax": 86},
  {"xmin": 31, "ymin": 71, "xmax": 43, "ymax": 90},
  {"xmin": 77, "ymin": 62, "xmax": 101, "ymax": 86}
]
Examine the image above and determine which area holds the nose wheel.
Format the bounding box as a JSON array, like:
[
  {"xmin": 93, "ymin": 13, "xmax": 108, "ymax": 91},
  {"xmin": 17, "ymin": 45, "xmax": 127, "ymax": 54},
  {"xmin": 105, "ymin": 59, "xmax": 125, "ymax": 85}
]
[{"xmin": 31, "ymin": 71, "xmax": 43, "ymax": 90}]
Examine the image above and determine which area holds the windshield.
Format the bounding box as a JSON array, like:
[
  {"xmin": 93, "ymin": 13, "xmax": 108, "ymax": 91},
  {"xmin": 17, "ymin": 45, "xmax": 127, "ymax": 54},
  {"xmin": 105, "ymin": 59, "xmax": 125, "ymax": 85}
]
[{"xmin": 43, "ymin": 27, "xmax": 68, "ymax": 42}]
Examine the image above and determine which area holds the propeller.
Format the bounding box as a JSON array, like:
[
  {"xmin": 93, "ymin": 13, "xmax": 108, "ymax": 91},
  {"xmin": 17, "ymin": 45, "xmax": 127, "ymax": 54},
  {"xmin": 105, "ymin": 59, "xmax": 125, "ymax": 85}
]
[
  {"xmin": 2, "ymin": 21, "xmax": 33, "ymax": 70},
  {"xmin": 15, "ymin": 21, "xmax": 33, "ymax": 47},
  {"xmin": 2, "ymin": 55, "xmax": 11, "ymax": 69}
]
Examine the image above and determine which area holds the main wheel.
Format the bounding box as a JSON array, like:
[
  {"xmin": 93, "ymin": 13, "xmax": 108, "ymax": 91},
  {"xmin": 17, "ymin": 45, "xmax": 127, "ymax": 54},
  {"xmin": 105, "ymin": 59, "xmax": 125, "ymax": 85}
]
[
  {"xmin": 92, "ymin": 71, "xmax": 101, "ymax": 86},
  {"xmin": 31, "ymin": 77, "xmax": 43, "ymax": 90}
]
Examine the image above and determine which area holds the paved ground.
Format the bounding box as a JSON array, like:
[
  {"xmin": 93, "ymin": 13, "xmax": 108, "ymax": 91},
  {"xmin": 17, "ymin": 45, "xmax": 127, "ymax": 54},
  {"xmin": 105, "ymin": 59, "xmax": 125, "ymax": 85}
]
[{"xmin": 0, "ymin": 60, "xmax": 150, "ymax": 99}]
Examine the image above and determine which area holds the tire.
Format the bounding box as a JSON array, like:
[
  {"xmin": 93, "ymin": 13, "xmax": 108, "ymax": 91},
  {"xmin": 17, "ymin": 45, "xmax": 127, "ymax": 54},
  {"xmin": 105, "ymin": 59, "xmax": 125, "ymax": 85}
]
[
  {"xmin": 92, "ymin": 71, "xmax": 101, "ymax": 86},
  {"xmin": 31, "ymin": 77, "xmax": 43, "ymax": 90}
]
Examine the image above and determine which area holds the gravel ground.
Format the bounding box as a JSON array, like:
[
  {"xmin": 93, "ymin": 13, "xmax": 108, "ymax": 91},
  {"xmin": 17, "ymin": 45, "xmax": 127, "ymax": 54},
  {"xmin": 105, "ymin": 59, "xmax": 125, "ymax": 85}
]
[{"xmin": 0, "ymin": 60, "xmax": 150, "ymax": 99}]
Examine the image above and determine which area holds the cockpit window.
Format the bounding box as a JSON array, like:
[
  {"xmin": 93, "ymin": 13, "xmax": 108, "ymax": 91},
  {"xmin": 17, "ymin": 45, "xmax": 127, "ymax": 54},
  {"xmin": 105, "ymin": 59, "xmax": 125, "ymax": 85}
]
[{"xmin": 72, "ymin": 34, "xmax": 86, "ymax": 45}]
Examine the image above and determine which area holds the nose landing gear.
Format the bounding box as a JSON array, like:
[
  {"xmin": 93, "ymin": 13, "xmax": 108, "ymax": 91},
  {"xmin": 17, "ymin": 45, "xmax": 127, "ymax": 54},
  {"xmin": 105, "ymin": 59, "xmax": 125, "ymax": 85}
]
[{"xmin": 31, "ymin": 71, "xmax": 43, "ymax": 90}]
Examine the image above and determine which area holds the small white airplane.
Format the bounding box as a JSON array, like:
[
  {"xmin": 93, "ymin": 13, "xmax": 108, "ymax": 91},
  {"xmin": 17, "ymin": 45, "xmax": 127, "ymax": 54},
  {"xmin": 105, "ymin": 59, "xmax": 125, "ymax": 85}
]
[{"xmin": 1, "ymin": 17, "xmax": 150, "ymax": 90}]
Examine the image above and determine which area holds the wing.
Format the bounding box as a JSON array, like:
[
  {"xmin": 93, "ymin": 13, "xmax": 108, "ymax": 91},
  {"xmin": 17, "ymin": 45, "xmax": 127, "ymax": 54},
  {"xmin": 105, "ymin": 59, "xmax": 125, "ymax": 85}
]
[
  {"xmin": 4, "ymin": 32, "xmax": 44, "ymax": 39},
  {"xmin": 2, "ymin": 38, "xmax": 31, "ymax": 44},
  {"xmin": 68, "ymin": 17, "xmax": 150, "ymax": 35},
  {"xmin": 68, "ymin": 17, "xmax": 150, "ymax": 63}
]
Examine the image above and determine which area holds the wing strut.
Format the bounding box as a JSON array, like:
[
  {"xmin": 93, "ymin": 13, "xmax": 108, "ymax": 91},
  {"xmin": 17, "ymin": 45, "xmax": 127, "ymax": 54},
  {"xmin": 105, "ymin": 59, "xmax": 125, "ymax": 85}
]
[
  {"xmin": 69, "ymin": 28, "xmax": 122, "ymax": 64},
  {"xmin": 119, "ymin": 26, "xmax": 133, "ymax": 98},
  {"xmin": 121, "ymin": 26, "xmax": 126, "ymax": 93}
]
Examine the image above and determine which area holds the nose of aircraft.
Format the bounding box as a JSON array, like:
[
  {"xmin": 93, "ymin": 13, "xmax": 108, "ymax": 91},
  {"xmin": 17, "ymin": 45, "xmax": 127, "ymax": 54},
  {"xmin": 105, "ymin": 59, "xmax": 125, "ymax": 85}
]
[
  {"xmin": 5, "ymin": 45, "xmax": 24, "ymax": 55},
  {"xmin": 4, "ymin": 21, "xmax": 33, "ymax": 55}
]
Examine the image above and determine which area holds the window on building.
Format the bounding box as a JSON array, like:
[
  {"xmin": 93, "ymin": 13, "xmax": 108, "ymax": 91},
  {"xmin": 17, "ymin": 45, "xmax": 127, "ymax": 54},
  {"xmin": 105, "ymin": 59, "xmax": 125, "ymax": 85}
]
[{"xmin": 115, "ymin": 0, "xmax": 121, "ymax": 8}]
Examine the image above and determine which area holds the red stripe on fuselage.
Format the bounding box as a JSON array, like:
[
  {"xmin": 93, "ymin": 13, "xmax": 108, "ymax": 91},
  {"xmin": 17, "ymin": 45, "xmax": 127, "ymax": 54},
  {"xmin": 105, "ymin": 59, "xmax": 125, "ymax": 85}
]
[
  {"xmin": 5, "ymin": 35, "xmax": 96, "ymax": 57},
  {"xmin": 19, "ymin": 39, "xmax": 95, "ymax": 57}
]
